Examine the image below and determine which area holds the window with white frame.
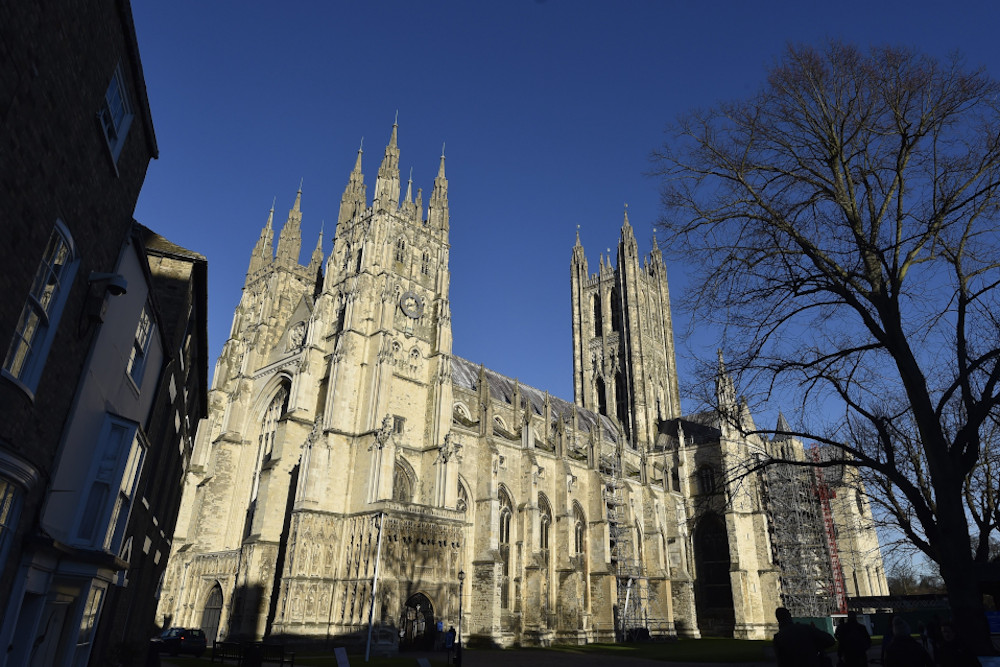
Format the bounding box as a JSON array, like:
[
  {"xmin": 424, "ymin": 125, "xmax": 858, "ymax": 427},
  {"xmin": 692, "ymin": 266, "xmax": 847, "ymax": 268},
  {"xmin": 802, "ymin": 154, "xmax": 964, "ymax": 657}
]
[
  {"xmin": 126, "ymin": 302, "xmax": 153, "ymax": 386},
  {"xmin": 74, "ymin": 584, "xmax": 106, "ymax": 665},
  {"xmin": 0, "ymin": 478, "xmax": 21, "ymax": 570},
  {"xmin": 99, "ymin": 63, "xmax": 133, "ymax": 163},
  {"xmin": 3, "ymin": 221, "xmax": 78, "ymax": 395},
  {"xmin": 76, "ymin": 416, "xmax": 145, "ymax": 553}
]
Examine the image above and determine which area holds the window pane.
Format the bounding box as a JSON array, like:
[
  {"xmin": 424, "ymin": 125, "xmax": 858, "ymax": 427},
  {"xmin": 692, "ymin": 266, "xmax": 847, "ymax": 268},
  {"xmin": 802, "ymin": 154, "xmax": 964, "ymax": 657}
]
[{"xmin": 0, "ymin": 479, "xmax": 20, "ymax": 558}]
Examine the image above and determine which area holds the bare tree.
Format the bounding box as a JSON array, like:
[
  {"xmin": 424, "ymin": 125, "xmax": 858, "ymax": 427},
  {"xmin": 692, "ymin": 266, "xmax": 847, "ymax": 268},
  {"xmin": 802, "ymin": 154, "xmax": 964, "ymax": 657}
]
[{"xmin": 652, "ymin": 42, "xmax": 1000, "ymax": 653}]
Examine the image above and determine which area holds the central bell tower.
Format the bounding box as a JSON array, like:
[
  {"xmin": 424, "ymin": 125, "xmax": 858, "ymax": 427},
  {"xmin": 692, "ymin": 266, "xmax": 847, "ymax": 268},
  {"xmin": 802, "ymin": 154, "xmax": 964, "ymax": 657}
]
[{"xmin": 570, "ymin": 210, "xmax": 681, "ymax": 450}]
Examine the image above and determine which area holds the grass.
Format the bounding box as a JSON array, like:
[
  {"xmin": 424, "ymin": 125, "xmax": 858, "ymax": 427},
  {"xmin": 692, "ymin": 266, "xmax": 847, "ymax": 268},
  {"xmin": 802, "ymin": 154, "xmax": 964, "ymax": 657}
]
[
  {"xmin": 546, "ymin": 638, "xmax": 772, "ymax": 662},
  {"xmin": 160, "ymin": 638, "xmax": 771, "ymax": 665},
  {"xmin": 159, "ymin": 654, "xmax": 449, "ymax": 667}
]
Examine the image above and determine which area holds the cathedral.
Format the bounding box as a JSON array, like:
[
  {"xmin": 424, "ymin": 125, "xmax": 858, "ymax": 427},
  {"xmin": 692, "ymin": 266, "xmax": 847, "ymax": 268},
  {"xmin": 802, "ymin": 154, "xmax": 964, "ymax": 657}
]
[{"xmin": 156, "ymin": 124, "xmax": 887, "ymax": 648}]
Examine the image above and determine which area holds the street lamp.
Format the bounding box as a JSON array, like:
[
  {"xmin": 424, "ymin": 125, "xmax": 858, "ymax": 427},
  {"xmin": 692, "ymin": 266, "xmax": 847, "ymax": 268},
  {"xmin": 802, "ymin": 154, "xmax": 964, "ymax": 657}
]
[{"xmin": 457, "ymin": 569, "xmax": 465, "ymax": 666}]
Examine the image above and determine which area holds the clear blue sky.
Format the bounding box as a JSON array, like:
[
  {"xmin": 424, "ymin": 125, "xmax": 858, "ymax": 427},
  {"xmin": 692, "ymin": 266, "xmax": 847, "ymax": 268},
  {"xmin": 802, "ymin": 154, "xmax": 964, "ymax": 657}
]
[{"xmin": 131, "ymin": 1, "xmax": 999, "ymax": 416}]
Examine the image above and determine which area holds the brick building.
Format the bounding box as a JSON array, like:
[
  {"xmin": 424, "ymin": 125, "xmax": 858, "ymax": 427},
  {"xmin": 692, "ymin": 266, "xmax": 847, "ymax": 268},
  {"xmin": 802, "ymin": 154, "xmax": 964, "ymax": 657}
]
[{"xmin": 0, "ymin": 2, "xmax": 206, "ymax": 665}]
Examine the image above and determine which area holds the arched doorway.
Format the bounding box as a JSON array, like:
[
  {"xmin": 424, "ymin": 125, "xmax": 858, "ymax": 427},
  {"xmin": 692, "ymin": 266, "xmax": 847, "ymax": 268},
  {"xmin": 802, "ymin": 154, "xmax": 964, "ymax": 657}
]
[
  {"xmin": 200, "ymin": 584, "xmax": 223, "ymax": 646},
  {"xmin": 693, "ymin": 513, "xmax": 735, "ymax": 636},
  {"xmin": 400, "ymin": 593, "xmax": 434, "ymax": 650}
]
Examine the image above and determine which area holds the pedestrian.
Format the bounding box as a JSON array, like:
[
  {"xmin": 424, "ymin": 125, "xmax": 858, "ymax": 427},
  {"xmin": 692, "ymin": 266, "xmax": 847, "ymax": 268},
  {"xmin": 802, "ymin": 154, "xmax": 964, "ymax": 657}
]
[
  {"xmin": 883, "ymin": 616, "xmax": 933, "ymax": 667},
  {"xmin": 934, "ymin": 620, "xmax": 981, "ymax": 667},
  {"xmin": 927, "ymin": 614, "xmax": 944, "ymax": 659},
  {"xmin": 773, "ymin": 607, "xmax": 836, "ymax": 667},
  {"xmin": 834, "ymin": 611, "xmax": 872, "ymax": 666}
]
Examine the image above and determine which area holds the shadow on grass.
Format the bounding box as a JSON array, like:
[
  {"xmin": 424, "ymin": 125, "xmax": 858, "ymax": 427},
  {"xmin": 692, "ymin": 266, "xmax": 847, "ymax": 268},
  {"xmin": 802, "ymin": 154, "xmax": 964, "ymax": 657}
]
[{"xmin": 545, "ymin": 638, "xmax": 772, "ymax": 662}]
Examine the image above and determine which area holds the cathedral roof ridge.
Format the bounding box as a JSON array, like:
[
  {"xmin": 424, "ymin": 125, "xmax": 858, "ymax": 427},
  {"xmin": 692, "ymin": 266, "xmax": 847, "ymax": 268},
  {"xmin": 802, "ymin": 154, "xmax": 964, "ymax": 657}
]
[{"xmin": 451, "ymin": 355, "xmax": 618, "ymax": 441}]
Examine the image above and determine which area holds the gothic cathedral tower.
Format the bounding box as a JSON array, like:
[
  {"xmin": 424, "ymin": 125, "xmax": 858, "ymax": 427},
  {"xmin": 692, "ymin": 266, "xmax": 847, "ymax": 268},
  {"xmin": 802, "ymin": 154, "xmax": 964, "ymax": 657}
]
[
  {"xmin": 161, "ymin": 123, "xmax": 464, "ymax": 641},
  {"xmin": 570, "ymin": 211, "xmax": 681, "ymax": 450}
]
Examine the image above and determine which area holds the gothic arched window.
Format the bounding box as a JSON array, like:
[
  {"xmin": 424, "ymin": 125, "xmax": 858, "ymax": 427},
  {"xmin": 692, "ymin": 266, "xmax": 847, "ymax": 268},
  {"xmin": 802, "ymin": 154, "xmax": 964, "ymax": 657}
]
[
  {"xmin": 499, "ymin": 488, "xmax": 514, "ymax": 609},
  {"xmin": 698, "ymin": 464, "xmax": 717, "ymax": 495},
  {"xmin": 457, "ymin": 480, "xmax": 469, "ymax": 513},
  {"xmin": 246, "ymin": 384, "xmax": 288, "ymax": 537},
  {"xmin": 392, "ymin": 460, "xmax": 414, "ymax": 503},
  {"xmin": 573, "ymin": 503, "xmax": 586, "ymax": 556},
  {"xmin": 394, "ymin": 237, "xmax": 406, "ymax": 264},
  {"xmin": 538, "ymin": 494, "xmax": 552, "ymax": 560},
  {"xmin": 420, "ymin": 251, "xmax": 430, "ymax": 275},
  {"xmin": 593, "ymin": 293, "xmax": 603, "ymax": 337},
  {"xmin": 259, "ymin": 386, "xmax": 288, "ymax": 462}
]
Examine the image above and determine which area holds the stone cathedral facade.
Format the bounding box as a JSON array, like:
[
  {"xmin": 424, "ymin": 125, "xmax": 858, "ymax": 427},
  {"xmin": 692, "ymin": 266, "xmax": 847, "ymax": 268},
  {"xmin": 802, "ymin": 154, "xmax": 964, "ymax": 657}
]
[{"xmin": 156, "ymin": 124, "xmax": 886, "ymax": 648}]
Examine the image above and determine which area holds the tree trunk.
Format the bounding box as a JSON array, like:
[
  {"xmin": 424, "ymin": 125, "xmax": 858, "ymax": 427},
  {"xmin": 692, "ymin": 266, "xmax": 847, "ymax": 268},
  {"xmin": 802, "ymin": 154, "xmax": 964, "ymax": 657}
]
[{"xmin": 938, "ymin": 534, "xmax": 994, "ymax": 656}]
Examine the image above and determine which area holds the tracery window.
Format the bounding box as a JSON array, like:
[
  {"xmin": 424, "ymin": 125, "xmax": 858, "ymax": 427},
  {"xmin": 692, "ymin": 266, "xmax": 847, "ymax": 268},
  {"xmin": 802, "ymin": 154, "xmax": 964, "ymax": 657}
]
[
  {"xmin": 421, "ymin": 251, "xmax": 430, "ymax": 275},
  {"xmin": 698, "ymin": 464, "xmax": 717, "ymax": 495},
  {"xmin": 539, "ymin": 495, "xmax": 552, "ymax": 562},
  {"xmin": 499, "ymin": 488, "xmax": 513, "ymax": 609},
  {"xmin": 394, "ymin": 237, "xmax": 406, "ymax": 263},
  {"xmin": 593, "ymin": 293, "xmax": 602, "ymax": 337},
  {"xmin": 573, "ymin": 503, "xmax": 586, "ymax": 556},
  {"xmin": 392, "ymin": 460, "xmax": 414, "ymax": 503},
  {"xmin": 246, "ymin": 384, "xmax": 288, "ymax": 537}
]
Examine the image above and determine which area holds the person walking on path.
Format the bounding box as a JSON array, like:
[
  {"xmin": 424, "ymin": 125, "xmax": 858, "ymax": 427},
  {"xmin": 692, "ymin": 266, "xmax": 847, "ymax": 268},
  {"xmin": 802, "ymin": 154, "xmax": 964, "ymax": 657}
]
[
  {"xmin": 835, "ymin": 611, "xmax": 872, "ymax": 666},
  {"xmin": 934, "ymin": 620, "xmax": 981, "ymax": 667},
  {"xmin": 773, "ymin": 607, "xmax": 835, "ymax": 667},
  {"xmin": 883, "ymin": 616, "xmax": 933, "ymax": 667}
]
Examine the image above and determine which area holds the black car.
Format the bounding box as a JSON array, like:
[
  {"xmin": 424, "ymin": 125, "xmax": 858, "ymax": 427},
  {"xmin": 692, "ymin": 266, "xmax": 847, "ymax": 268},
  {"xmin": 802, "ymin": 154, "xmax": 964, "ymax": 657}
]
[{"xmin": 150, "ymin": 627, "xmax": 207, "ymax": 656}]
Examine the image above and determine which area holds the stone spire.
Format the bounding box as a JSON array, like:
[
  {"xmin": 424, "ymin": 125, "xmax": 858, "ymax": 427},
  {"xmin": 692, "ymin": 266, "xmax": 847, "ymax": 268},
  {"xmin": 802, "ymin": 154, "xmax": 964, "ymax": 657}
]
[
  {"xmin": 572, "ymin": 224, "xmax": 587, "ymax": 271},
  {"xmin": 402, "ymin": 167, "xmax": 419, "ymax": 222},
  {"xmin": 428, "ymin": 144, "xmax": 449, "ymax": 231},
  {"xmin": 338, "ymin": 140, "xmax": 367, "ymax": 225},
  {"xmin": 619, "ymin": 204, "xmax": 637, "ymax": 255},
  {"xmin": 276, "ymin": 183, "xmax": 304, "ymax": 267},
  {"xmin": 715, "ymin": 349, "xmax": 737, "ymax": 410},
  {"xmin": 773, "ymin": 412, "xmax": 792, "ymax": 441},
  {"xmin": 374, "ymin": 120, "xmax": 401, "ymax": 211},
  {"xmin": 308, "ymin": 222, "xmax": 325, "ymax": 295},
  {"xmin": 308, "ymin": 223, "xmax": 324, "ymax": 273},
  {"xmin": 247, "ymin": 200, "xmax": 276, "ymax": 277}
]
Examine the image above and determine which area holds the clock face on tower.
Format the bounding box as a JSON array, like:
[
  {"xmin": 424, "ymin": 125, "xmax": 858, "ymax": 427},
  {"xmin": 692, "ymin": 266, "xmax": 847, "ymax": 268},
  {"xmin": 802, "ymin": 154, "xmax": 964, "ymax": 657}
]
[{"xmin": 400, "ymin": 290, "xmax": 425, "ymax": 318}]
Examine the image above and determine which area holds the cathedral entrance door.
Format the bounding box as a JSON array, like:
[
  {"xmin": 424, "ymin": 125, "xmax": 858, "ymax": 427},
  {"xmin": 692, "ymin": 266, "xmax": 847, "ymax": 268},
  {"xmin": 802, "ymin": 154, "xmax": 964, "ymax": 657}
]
[
  {"xmin": 400, "ymin": 593, "xmax": 434, "ymax": 650},
  {"xmin": 200, "ymin": 584, "xmax": 223, "ymax": 646}
]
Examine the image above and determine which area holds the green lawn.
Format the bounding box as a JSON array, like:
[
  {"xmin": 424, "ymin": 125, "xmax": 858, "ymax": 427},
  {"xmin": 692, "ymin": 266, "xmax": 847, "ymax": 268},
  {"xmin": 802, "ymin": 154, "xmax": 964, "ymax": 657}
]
[
  {"xmin": 161, "ymin": 657, "xmax": 449, "ymax": 667},
  {"xmin": 161, "ymin": 638, "xmax": 772, "ymax": 665},
  {"xmin": 547, "ymin": 638, "xmax": 772, "ymax": 662}
]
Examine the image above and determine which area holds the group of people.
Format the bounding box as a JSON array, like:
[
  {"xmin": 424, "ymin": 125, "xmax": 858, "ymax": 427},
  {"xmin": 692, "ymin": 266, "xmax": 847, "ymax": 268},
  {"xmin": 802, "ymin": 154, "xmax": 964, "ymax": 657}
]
[{"xmin": 772, "ymin": 607, "xmax": 981, "ymax": 666}]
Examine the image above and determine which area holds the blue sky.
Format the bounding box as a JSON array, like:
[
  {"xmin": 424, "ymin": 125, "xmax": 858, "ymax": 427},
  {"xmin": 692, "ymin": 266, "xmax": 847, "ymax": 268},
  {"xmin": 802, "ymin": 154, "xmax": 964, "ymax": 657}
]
[{"xmin": 131, "ymin": 1, "xmax": 999, "ymax": 418}]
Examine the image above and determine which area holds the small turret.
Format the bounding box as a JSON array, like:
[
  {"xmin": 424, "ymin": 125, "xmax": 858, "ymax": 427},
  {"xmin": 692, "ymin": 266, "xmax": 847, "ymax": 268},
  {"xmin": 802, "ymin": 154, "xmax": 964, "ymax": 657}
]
[
  {"xmin": 308, "ymin": 223, "xmax": 325, "ymax": 294},
  {"xmin": 402, "ymin": 167, "xmax": 419, "ymax": 222},
  {"xmin": 276, "ymin": 183, "xmax": 303, "ymax": 267},
  {"xmin": 338, "ymin": 140, "xmax": 367, "ymax": 225},
  {"xmin": 619, "ymin": 204, "xmax": 637, "ymax": 257},
  {"xmin": 247, "ymin": 201, "xmax": 275, "ymax": 277},
  {"xmin": 374, "ymin": 120, "xmax": 401, "ymax": 212},
  {"xmin": 572, "ymin": 225, "xmax": 587, "ymax": 271},
  {"xmin": 715, "ymin": 349, "xmax": 738, "ymax": 415},
  {"xmin": 428, "ymin": 145, "xmax": 449, "ymax": 230}
]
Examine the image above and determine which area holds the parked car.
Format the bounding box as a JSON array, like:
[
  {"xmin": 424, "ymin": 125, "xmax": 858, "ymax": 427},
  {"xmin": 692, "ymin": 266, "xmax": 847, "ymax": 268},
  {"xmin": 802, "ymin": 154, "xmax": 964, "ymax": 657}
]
[{"xmin": 150, "ymin": 627, "xmax": 207, "ymax": 656}]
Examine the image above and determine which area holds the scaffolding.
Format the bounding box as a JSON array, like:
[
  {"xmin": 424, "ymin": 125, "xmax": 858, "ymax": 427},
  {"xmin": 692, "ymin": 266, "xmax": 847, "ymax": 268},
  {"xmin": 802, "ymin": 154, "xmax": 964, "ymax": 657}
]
[
  {"xmin": 760, "ymin": 448, "xmax": 839, "ymax": 617},
  {"xmin": 810, "ymin": 448, "xmax": 848, "ymax": 614},
  {"xmin": 603, "ymin": 450, "xmax": 649, "ymax": 640}
]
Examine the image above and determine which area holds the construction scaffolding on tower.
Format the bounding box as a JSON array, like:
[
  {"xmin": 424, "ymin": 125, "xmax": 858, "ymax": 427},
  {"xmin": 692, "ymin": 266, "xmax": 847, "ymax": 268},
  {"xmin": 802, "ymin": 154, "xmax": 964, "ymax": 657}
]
[
  {"xmin": 759, "ymin": 445, "xmax": 839, "ymax": 617},
  {"xmin": 810, "ymin": 447, "xmax": 849, "ymax": 614},
  {"xmin": 602, "ymin": 445, "xmax": 650, "ymax": 640}
]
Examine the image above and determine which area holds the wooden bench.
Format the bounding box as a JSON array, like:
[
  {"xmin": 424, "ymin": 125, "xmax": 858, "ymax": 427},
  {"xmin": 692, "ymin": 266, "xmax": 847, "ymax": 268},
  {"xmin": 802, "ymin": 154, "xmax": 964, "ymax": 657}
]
[{"xmin": 210, "ymin": 641, "xmax": 295, "ymax": 666}]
